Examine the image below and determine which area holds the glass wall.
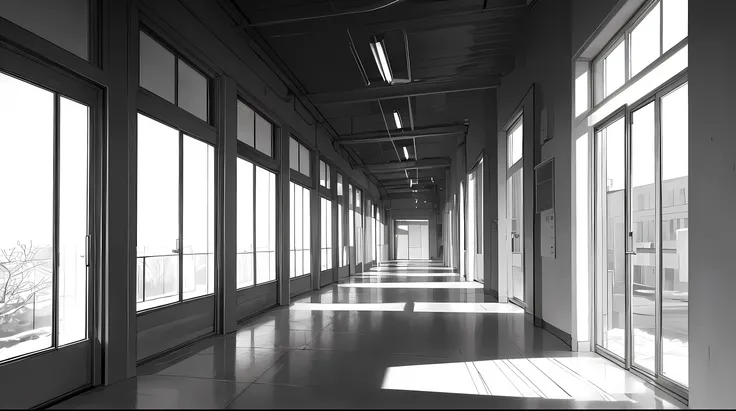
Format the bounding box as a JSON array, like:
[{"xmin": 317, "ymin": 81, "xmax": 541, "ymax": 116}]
[
  {"xmin": 236, "ymin": 159, "xmax": 277, "ymax": 288},
  {"xmin": 136, "ymin": 114, "xmax": 215, "ymax": 311},
  {"xmin": 290, "ymin": 182, "xmax": 311, "ymax": 278}
]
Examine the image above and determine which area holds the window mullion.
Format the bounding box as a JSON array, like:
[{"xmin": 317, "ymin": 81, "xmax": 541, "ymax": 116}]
[{"xmin": 178, "ymin": 132, "xmax": 184, "ymax": 302}]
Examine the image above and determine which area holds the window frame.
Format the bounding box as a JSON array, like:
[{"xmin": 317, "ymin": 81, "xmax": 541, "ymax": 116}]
[
  {"xmin": 135, "ymin": 111, "xmax": 217, "ymax": 313},
  {"xmin": 236, "ymin": 98, "xmax": 276, "ymax": 161},
  {"xmin": 591, "ymin": 0, "xmax": 686, "ymax": 107},
  {"xmin": 289, "ymin": 135, "xmax": 312, "ymax": 183},
  {"xmin": 235, "ymin": 156, "xmax": 279, "ymax": 290},
  {"xmin": 138, "ymin": 24, "xmax": 212, "ymax": 125}
]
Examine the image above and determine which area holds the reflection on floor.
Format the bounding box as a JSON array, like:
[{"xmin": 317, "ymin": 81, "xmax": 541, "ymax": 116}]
[{"xmin": 54, "ymin": 261, "xmax": 685, "ymax": 409}]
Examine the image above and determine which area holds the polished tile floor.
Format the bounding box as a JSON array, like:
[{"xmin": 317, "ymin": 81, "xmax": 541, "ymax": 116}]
[{"xmin": 55, "ymin": 261, "xmax": 685, "ymax": 409}]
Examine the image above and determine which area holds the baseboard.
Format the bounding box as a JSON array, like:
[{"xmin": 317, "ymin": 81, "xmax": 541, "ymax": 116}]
[{"xmin": 537, "ymin": 316, "xmax": 572, "ymax": 348}]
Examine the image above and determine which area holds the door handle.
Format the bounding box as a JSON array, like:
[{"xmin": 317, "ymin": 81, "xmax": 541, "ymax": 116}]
[
  {"xmin": 172, "ymin": 238, "xmax": 180, "ymax": 254},
  {"xmin": 626, "ymin": 231, "xmax": 636, "ymax": 255}
]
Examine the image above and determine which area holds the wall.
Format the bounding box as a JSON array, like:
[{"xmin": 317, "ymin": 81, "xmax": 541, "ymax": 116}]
[
  {"xmin": 496, "ymin": 0, "xmax": 573, "ymax": 335},
  {"xmin": 688, "ymin": 0, "xmax": 736, "ymax": 407},
  {"xmin": 389, "ymin": 202, "xmax": 439, "ymax": 259}
]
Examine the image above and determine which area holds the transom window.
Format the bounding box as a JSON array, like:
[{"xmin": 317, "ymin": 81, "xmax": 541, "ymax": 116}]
[
  {"xmin": 237, "ymin": 100, "xmax": 274, "ymax": 158},
  {"xmin": 507, "ymin": 116, "xmax": 523, "ymax": 167},
  {"xmin": 319, "ymin": 160, "xmax": 331, "ymax": 189},
  {"xmin": 593, "ymin": 0, "xmax": 688, "ymax": 104},
  {"xmin": 139, "ymin": 30, "xmax": 209, "ymax": 122},
  {"xmin": 289, "ymin": 137, "xmax": 310, "ymax": 177}
]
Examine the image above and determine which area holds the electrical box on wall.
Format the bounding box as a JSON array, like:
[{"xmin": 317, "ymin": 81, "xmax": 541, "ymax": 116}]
[{"xmin": 535, "ymin": 158, "xmax": 556, "ymax": 258}]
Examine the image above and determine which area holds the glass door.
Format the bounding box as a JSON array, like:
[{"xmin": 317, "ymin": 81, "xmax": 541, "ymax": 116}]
[
  {"xmin": 0, "ymin": 50, "xmax": 99, "ymax": 408},
  {"xmin": 594, "ymin": 77, "xmax": 689, "ymax": 397},
  {"xmin": 459, "ymin": 182, "xmax": 465, "ymax": 279}
]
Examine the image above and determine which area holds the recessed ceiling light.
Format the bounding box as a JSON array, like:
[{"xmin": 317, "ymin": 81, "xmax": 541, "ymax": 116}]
[{"xmin": 402, "ymin": 146, "xmax": 409, "ymax": 160}]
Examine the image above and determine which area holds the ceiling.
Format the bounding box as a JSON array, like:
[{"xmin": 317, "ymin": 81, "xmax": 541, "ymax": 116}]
[{"xmin": 223, "ymin": 0, "xmax": 531, "ymax": 201}]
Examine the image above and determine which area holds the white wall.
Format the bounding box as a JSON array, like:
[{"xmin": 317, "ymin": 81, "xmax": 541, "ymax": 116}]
[
  {"xmin": 496, "ymin": 0, "xmax": 573, "ymax": 335},
  {"xmin": 688, "ymin": 0, "xmax": 736, "ymax": 407}
]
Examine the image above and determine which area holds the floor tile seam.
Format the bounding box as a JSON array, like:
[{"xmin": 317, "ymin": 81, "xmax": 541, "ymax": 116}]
[
  {"xmin": 143, "ymin": 372, "xmax": 255, "ymax": 386},
  {"xmin": 250, "ymin": 348, "xmax": 294, "ymax": 385},
  {"xmin": 222, "ymin": 381, "xmax": 256, "ymax": 409}
]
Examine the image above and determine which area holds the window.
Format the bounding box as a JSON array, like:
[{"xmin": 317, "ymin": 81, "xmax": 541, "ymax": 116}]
[
  {"xmin": 355, "ymin": 188, "xmax": 363, "ymax": 265},
  {"xmin": 139, "ymin": 31, "xmax": 209, "ymax": 122},
  {"xmin": 349, "ymin": 184, "xmax": 354, "ymax": 247},
  {"xmin": 593, "ymin": 0, "xmax": 688, "ymax": 104},
  {"xmin": 320, "ymin": 197, "xmax": 333, "ymax": 271},
  {"xmin": 237, "ymin": 101, "xmax": 274, "ymax": 157},
  {"xmin": 337, "ymin": 174, "xmax": 346, "ymax": 266},
  {"xmin": 319, "ymin": 160, "xmax": 331, "ymax": 189},
  {"xmin": 0, "ymin": 72, "xmax": 91, "ymax": 361},
  {"xmin": 236, "ymin": 159, "xmax": 277, "ymax": 288},
  {"xmin": 136, "ymin": 114, "xmax": 215, "ymax": 311},
  {"xmin": 290, "ymin": 183, "xmax": 311, "ymax": 278},
  {"xmin": 0, "ymin": 0, "xmax": 90, "ymax": 60},
  {"xmin": 289, "ymin": 137, "xmax": 310, "ymax": 176},
  {"xmin": 508, "ymin": 117, "xmax": 523, "ymax": 167}
]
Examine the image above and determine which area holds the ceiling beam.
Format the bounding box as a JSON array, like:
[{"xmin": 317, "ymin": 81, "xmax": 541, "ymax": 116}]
[
  {"xmin": 309, "ymin": 76, "xmax": 501, "ymax": 105},
  {"xmin": 356, "ymin": 157, "xmax": 450, "ymax": 173},
  {"xmin": 337, "ymin": 124, "xmax": 466, "ymax": 145}
]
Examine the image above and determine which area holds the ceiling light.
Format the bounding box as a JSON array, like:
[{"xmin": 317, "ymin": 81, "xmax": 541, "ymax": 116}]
[
  {"xmin": 393, "ymin": 110, "xmax": 402, "ymax": 129},
  {"xmin": 409, "ymin": 179, "xmax": 413, "ymax": 187},
  {"xmin": 402, "ymin": 146, "xmax": 409, "ymax": 160},
  {"xmin": 369, "ymin": 36, "xmax": 393, "ymax": 84},
  {"xmin": 404, "ymin": 170, "xmax": 409, "ymax": 179},
  {"xmin": 431, "ymin": 177, "xmax": 435, "ymax": 183}
]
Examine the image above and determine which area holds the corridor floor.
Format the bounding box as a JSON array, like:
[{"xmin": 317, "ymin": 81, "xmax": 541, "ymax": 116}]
[{"xmin": 55, "ymin": 261, "xmax": 685, "ymax": 409}]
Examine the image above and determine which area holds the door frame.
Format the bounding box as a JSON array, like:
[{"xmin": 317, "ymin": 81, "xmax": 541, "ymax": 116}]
[{"xmin": 0, "ymin": 44, "xmax": 103, "ymax": 408}]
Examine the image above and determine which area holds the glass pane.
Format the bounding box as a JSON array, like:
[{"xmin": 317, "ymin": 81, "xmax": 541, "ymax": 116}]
[
  {"xmin": 255, "ymin": 113, "xmax": 272, "ymax": 157},
  {"xmin": 177, "ymin": 60, "xmax": 208, "ymax": 122},
  {"xmin": 289, "ymin": 138, "xmax": 299, "ymax": 171},
  {"xmin": 319, "ymin": 161, "xmax": 326, "ymax": 187},
  {"xmin": 0, "ymin": 72, "xmax": 54, "ymax": 361},
  {"xmin": 303, "ymin": 187, "xmax": 311, "ymax": 276},
  {"xmin": 137, "ymin": 114, "xmax": 180, "ymax": 311},
  {"xmin": 268, "ymin": 172, "xmax": 276, "ymax": 282},
  {"xmin": 236, "ymin": 159, "xmax": 254, "ymax": 288},
  {"xmin": 508, "ymin": 169, "xmax": 524, "ymax": 301},
  {"xmin": 0, "ymin": 0, "xmax": 88, "ymax": 60},
  {"xmin": 237, "ymin": 102, "xmax": 255, "ymax": 148},
  {"xmin": 595, "ymin": 117, "xmax": 626, "ymax": 359},
  {"xmin": 630, "ymin": 102, "xmax": 656, "ymax": 373},
  {"xmin": 338, "ymin": 203, "xmax": 344, "ymax": 266},
  {"xmin": 326, "ymin": 164, "xmax": 331, "ymax": 190},
  {"xmin": 58, "ymin": 97, "xmax": 89, "ymax": 346},
  {"xmin": 660, "ymin": 83, "xmax": 688, "ymax": 387},
  {"xmin": 139, "ymin": 32, "xmax": 175, "ymax": 104},
  {"xmin": 182, "ymin": 136, "xmax": 214, "ymax": 300},
  {"xmin": 630, "ymin": 3, "xmax": 661, "ymax": 77},
  {"xmin": 337, "ymin": 174, "xmax": 343, "ymax": 196},
  {"xmin": 663, "ymin": 0, "xmax": 687, "ymax": 52},
  {"xmin": 508, "ymin": 118, "xmax": 523, "ymax": 166},
  {"xmin": 603, "ymin": 40, "xmax": 625, "ymax": 98},
  {"xmin": 299, "ymin": 144, "xmax": 310, "ymax": 176},
  {"xmin": 255, "ymin": 166, "xmax": 272, "ymax": 284}
]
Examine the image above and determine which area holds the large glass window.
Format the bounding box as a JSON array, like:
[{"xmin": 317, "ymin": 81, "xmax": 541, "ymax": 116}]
[
  {"xmin": 289, "ymin": 137, "xmax": 310, "ymax": 176},
  {"xmin": 290, "ymin": 183, "xmax": 311, "ymax": 278},
  {"xmin": 136, "ymin": 114, "xmax": 215, "ymax": 311},
  {"xmin": 237, "ymin": 101, "xmax": 273, "ymax": 158},
  {"xmin": 139, "ymin": 31, "xmax": 209, "ymax": 122},
  {"xmin": 0, "ymin": 0, "xmax": 89, "ymax": 60},
  {"xmin": 348, "ymin": 184, "xmax": 354, "ymax": 247},
  {"xmin": 355, "ymin": 189, "xmax": 363, "ymax": 265},
  {"xmin": 0, "ymin": 72, "xmax": 91, "ymax": 361},
  {"xmin": 337, "ymin": 175, "xmax": 346, "ymax": 267},
  {"xmin": 320, "ymin": 197, "xmax": 333, "ymax": 271},
  {"xmin": 236, "ymin": 159, "xmax": 277, "ymax": 288}
]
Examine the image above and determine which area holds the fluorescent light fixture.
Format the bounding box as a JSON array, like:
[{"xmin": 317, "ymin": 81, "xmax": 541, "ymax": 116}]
[
  {"xmin": 370, "ymin": 36, "xmax": 393, "ymax": 84},
  {"xmin": 402, "ymin": 146, "xmax": 409, "ymax": 160},
  {"xmin": 409, "ymin": 179, "xmax": 413, "ymax": 187},
  {"xmin": 393, "ymin": 110, "xmax": 402, "ymax": 129}
]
